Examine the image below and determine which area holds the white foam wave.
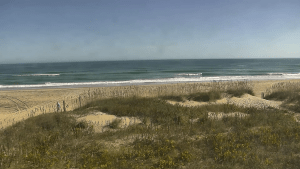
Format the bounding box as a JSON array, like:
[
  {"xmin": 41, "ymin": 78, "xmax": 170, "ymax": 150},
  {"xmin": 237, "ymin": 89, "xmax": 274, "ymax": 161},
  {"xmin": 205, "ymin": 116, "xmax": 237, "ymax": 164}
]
[
  {"xmin": 14, "ymin": 74, "xmax": 60, "ymax": 77},
  {"xmin": 2, "ymin": 74, "xmax": 300, "ymax": 89},
  {"xmin": 177, "ymin": 73, "xmax": 202, "ymax": 76},
  {"xmin": 267, "ymin": 72, "xmax": 300, "ymax": 76}
]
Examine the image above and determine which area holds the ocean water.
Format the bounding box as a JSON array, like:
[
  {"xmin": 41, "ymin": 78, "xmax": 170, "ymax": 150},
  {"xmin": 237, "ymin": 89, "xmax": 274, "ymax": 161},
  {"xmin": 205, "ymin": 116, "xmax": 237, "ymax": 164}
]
[{"xmin": 1, "ymin": 59, "xmax": 300, "ymax": 90}]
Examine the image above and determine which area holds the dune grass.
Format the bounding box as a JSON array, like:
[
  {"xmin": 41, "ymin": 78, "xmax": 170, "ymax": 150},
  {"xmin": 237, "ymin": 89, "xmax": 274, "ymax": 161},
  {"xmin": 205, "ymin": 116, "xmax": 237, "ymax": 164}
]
[
  {"xmin": 108, "ymin": 118, "xmax": 122, "ymax": 129},
  {"xmin": 0, "ymin": 94, "xmax": 299, "ymax": 168},
  {"xmin": 265, "ymin": 82, "xmax": 300, "ymax": 113},
  {"xmin": 159, "ymin": 80, "xmax": 254, "ymax": 103},
  {"xmin": 1, "ymin": 81, "xmax": 300, "ymax": 168},
  {"xmin": 225, "ymin": 80, "xmax": 254, "ymax": 97}
]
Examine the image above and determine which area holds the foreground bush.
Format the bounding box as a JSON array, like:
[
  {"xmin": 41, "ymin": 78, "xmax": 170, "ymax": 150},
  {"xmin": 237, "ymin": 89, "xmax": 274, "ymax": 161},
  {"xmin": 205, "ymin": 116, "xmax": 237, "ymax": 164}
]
[
  {"xmin": 265, "ymin": 82, "xmax": 300, "ymax": 112},
  {"xmin": 187, "ymin": 90, "xmax": 221, "ymax": 102}
]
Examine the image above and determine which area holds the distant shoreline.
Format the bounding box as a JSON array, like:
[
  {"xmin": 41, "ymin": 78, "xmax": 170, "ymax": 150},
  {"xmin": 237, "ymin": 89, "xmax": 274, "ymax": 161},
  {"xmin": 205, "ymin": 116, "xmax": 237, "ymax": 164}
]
[
  {"xmin": 1, "ymin": 58, "xmax": 299, "ymax": 65},
  {"xmin": 2, "ymin": 77, "xmax": 300, "ymax": 91}
]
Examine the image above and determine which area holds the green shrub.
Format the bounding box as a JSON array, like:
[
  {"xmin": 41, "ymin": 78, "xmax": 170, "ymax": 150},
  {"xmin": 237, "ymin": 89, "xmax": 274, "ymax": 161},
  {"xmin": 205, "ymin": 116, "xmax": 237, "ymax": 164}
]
[
  {"xmin": 188, "ymin": 91, "xmax": 221, "ymax": 102},
  {"xmin": 264, "ymin": 82, "xmax": 300, "ymax": 112},
  {"xmin": 174, "ymin": 115, "xmax": 190, "ymax": 125},
  {"xmin": 226, "ymin": 88, "xmax": 254, "ymax": 97},
  {"xmin": 160, "ymin": 95, "xmax": 184, "ymax": 102},
  {"xmin": 142, "ymin": 117, "xmax": 152, "ymax": 126},
  {"xmin": 74, "ymin": 121, "xmax": 88, "ymax": 129},
  {"xmin": 109, "ymin": 118, "xmax": 122, "ymax": 129},
  {"xmin": 189, "ymin": 92, "xmax": 210, "ymax": 102},
  {"xmin": 33, "ymin": 113, "xmax": 74, "ymax": 130},
  {"xmin": 197, "ymin": 112, "xmax": 208, "ymax": 124},
  {"xmin": 264, "ymin": 91, "xmax": 292, "ymax": 101}
]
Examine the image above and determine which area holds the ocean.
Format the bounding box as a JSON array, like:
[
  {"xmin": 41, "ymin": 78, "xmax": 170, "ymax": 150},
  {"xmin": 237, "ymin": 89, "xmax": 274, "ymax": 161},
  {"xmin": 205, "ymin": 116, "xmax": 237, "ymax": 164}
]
[{"xmin": 1, "ymin": 59, "xmax": 300, "ymax": 90}]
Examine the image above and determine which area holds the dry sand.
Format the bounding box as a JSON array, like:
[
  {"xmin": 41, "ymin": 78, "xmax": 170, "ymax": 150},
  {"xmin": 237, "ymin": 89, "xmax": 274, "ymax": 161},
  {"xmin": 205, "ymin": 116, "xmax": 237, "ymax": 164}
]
[
  {"xmin": 1, "ymin": 79, "xmax": 300, "ymax": 129},
  {"xmin": 0, "ymin": 88, "xmax": 84, "ymax": 114},
  {"xmin": 76, "ymin": 111, "xmax": 141, "ymax": 133}
]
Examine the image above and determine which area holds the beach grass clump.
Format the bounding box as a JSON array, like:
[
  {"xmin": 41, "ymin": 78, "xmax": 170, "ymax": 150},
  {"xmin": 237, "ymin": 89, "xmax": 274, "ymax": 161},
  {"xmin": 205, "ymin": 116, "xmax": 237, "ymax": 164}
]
[
  {"xmin": 187, "ymin": 90, "xmax": 222, "ymax": 102},
  {"xmin": 265, "ymin": 82, "xmax": 300, "ymax": 112},
  {"xmin": 225, "ymin": 80, "xmax": 254, "ymax": 97},
  {"xmin": 159, "ymin": 90, "xmax": 222, "ymax": 102},
  {"xmin": 74, "ymin": 120, "xmax": 89, "ymax": 129},
  {"xmin": 108, "ymin": 118, "xmax": 122, "ymax": 129},
  {"xmin": 142, "ymin": 117, "xmax": 152, "ymax": 126},
  {"xmin": 174, "ymin": 115, "xmax": 190, "ymax": 125},
  {"xmin": 264, "ymin": 91, "xmax": 293, "ymax": 101},
  {"xmin": 0, "ymin": 112, "xmax": 95, "ymax": 168},
  {"xmin": 159, "ymin": 81, "xmax": 254, "ymax": 103},
  {"xmin": 265, "ymin": 82, "xmax": 300, "ymax": 101},
  {"xmin": 226, "ymin": 88, "xmax": 254, "ymax": 97},
  {"xmin": 159, "ymin": 95, "xmax": 184, "ymax": 102},
  {"xmin": 83, "ymin": 97, "xmax": 202, "ymax": 125}
]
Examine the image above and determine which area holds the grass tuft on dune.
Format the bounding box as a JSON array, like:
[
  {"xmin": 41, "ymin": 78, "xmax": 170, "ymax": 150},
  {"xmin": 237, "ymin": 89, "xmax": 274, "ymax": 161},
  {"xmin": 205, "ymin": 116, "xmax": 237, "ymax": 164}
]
[{"xmin": 265, "ymin": 82, "xmax": 300, "ymax": 113}]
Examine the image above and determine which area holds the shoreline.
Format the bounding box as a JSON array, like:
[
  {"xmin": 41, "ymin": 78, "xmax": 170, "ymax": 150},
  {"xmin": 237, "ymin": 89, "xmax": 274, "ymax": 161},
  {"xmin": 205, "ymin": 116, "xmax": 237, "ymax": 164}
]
[
  {"xmin": 1, "ymin": 75, "xmax": 300, "ymax": 91},
  {"xmin": 1, "ymin": 78, "xmax": 300, "ymax": 92}
]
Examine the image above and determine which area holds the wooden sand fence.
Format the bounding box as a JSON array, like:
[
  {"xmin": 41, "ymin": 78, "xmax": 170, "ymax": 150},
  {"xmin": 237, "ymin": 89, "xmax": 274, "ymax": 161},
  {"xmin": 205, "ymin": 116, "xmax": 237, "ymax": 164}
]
[{"xmin": 0, "ymin": 81, "xmax": 249, "ymax": 129}]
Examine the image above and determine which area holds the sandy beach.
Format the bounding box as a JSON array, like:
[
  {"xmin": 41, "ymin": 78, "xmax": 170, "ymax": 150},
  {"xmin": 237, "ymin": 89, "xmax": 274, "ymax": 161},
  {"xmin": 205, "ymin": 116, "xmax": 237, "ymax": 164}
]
[{"xmin": 1, "ymin": 79, "xmax": 300, "ymax": 129}]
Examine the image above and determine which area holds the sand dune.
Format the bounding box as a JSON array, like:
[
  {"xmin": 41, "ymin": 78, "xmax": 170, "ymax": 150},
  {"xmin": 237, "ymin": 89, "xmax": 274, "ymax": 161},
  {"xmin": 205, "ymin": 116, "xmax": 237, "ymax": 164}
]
[
  {"xmin": 167, "ymin": 94, "xmax": 283, "ymax": 109},
  {"xmin": 77, "ymin": 112, "xmax": 141, "ymax": 133},
  {"xmin": 1, "ymin": 79, "xmax": 300, "ymax": 129}
]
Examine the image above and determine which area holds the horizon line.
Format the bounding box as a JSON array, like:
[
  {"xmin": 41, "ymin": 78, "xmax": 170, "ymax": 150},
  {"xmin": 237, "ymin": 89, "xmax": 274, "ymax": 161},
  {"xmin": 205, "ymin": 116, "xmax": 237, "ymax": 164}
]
[{"xmin": 1, "ymin": 57, "xmax": 299, "ymax": 65}]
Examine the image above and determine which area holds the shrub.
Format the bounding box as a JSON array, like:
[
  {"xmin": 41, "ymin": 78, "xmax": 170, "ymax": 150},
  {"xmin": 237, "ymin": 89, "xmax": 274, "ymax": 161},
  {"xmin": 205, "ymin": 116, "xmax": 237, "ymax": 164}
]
[
  {"xmin": 226, "ymin": 88, "xmax": 254, "ymax": 97},
  {"xmin": 188, "ymin": 91, "xmax": 221, "ymax": 102},
  {"xmin": 174, "ymin": 115, "xmax": 190, "ymax": 125},
  {"xmin": 160, "ymin": 95, "xmax": 184, "ymax": 102},
  {"xmin": 74, "ymin": 121, "xmax": 88, "ymax": 129},
  {"xmin": 189, "ymin": 92, "xmax": 210, "ymax": 102},
  {"xmin": 34, "ymin": 113, "xmax": 72, "ymax": 130},
  {"xmin": 109, "ymin": 118, "xmax": 122, "ymax": 129},
  {"xmin": 197, "ymin": 112, "xmax": 208, "ymax": 124},
  {"xmin": 142, "ymin": 117, "xmax": 152, "ymax": 126},
  {"xmin": 264, "ymin": 91, "xmax": 292, "ymax": 101},
  {"xmin": 264, "ymin": 82, "xmax": 300, "ymax": 112},
  {"xmin": 224, "ymin": 80, "xmax": 254, "ymax": 97}
]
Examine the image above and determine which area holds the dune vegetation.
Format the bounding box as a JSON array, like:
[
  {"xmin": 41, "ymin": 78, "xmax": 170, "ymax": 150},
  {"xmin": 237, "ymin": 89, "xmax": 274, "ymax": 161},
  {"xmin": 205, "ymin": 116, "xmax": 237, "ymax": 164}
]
[
  {"xmin": 160, "ymin": 80, "xmax": 254, "ymax": 102},
  {"xmin": 0, "ymin": 81, "xmax": 300, "ymax": 168},
  {"xmin": 265, "ymin": 81, "xmax": 300, "ymax": 113}
]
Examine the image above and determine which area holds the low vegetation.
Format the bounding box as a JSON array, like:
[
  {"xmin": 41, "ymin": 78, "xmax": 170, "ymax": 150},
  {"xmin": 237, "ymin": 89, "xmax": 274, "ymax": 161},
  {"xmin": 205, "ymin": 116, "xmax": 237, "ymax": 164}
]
[
  {"xmin": 160, "ymin": 80, "xmax": 254, "ymax": 102},
  {"xmin": 265, "ymin": 82, "xmax": 300, "ymax": 112},
  {"xmin": 0, "ymin": 81, "xmax": 299, "ymax": 168},
  {"xmin": 108, "ymin": 118, "xmax": 122, "ymax": 129}
]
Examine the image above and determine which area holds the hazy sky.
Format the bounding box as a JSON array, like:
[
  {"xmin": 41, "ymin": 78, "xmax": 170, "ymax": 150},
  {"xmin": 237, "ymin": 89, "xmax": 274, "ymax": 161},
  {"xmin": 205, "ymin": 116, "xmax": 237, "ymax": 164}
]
[{"xmin": 0, "ymin": 0, "xmax": 299, "ymax": 63}]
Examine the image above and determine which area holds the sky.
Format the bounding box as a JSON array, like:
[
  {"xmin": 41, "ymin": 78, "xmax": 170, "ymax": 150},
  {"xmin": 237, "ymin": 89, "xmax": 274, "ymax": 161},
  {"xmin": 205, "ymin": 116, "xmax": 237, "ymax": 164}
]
[{"xmin": 0, "ymin": 0, "xmax": 300, "ymax": 63}]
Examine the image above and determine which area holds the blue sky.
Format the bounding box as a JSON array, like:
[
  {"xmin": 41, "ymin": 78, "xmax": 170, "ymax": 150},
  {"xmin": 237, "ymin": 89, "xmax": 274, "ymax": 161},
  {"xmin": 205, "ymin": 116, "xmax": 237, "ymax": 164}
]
[{"xmin": 0, "ymin": 0, "xmax": 299, "ymax": 63}]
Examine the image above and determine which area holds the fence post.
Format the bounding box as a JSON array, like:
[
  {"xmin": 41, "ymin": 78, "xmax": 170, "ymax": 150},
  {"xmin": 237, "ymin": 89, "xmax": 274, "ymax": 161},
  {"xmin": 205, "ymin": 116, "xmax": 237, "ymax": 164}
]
[
  {"xmin": 57, "ymin": 102, "xmax": 60, "ymax": 112},
  {"xmin": 79, "ymin": 96, "xmax": 82, "ymax": 108},
  {"xmin": 63, "ymin": 101, "xmax": 66, "ymax": 112}
]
